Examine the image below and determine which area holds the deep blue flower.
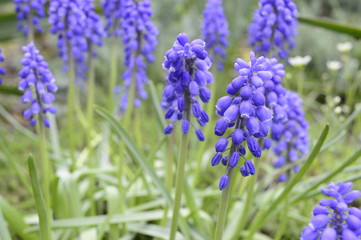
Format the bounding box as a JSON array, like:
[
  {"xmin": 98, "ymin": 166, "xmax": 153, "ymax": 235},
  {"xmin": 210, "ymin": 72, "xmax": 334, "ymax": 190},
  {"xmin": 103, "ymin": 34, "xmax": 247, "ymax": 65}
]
[
  {"xmin": 202, "ymin": 0, "xmax": 229, "ymax": 70},
  {"xmin": 0, "ymin": 49, "xmax": 5, "ymax": 84},
  {"xmin": 271, "ymin": 91, "xmax": 309, "ymax": 181},
  {"xmin": 18, "ymin": 42, "xmax": 58, "ymax": 127},
  {"xmin": 117, "ymin": 0, "xmax": 158, "ymax": 112},
  {"xmin": 212, "ymin": 52, "xmax": 274, "ymax": 190},
  {"xmin": 14, "ymin": 0, "xmax": 46, "ymax": 35},
  {"xmin": 49, "ymin": 0, "xmax": 105, "ymax": 79},
  {"xmin": 248, "ymin": 0, "xmax": 298, "ymax": 59},
  {"xmin": 301, "ymin": 182, "xmax": 361, "ymax": 240},
  {"xmin": 102, "ymin": 0, "xmax": 123, "ymax": 37},
  {"xmin": 162, "ymin": 33, "xmax": 213, "ymax": 140}
]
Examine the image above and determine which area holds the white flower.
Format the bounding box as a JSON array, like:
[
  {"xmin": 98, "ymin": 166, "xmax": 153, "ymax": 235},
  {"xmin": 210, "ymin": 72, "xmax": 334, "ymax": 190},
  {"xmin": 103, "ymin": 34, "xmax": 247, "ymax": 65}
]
[
  {"xmin": 336, "ymin": 42, "xmax": 352, "ymax": 53},
  {"xmin": 327, "ymin": 60, "xmax": 342, "ymax": 71},
  {"xmin": 288, "ymin": 55, "xmax": 312, "ymax": 67}
]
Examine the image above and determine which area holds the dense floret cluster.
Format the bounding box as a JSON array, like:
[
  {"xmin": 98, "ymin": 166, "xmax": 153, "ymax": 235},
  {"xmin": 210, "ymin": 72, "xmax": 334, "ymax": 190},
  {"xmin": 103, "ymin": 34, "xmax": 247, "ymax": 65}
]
[
  {"xmin": 301, "ymin": 182, "xmax": 361, "ymax": 240},
  {"xmin": 49, "ymin": 0, "xmax": 105, "ymax": 79},
  {"xmin": 102, "ymin": 0, "xmax": 123, "ymax": 37},
  {"xmin": 161, "ymin": 33, "xmax": 213, "ymax": 141},
  {"xmin": 202, "ymin": 0, "xmax": 229, "ymax": 70},
  {"xmin": 212, "ymin": 52, "xmax": 274, "ymax": 190},
  {"xmin": 0, "ymin": 49, "xmax": 5, "ymax": 84},
  {"xmin": 14, "ymin": 0, "xmax": 46, "ymax": 35},
  {"xmin": 18, "ymin": 42, "xmax": 58, "ymax": 127},
  {"xmin": 118, "ymin": 0, "xmax": 158, "ymax": 112},
  {"xmin": 271, "ymin": 91, "xmax": 309, "ymax": 181},
  {"xmin": 248, "ymin": 0, "xmax": 298, "ymax": 59}
]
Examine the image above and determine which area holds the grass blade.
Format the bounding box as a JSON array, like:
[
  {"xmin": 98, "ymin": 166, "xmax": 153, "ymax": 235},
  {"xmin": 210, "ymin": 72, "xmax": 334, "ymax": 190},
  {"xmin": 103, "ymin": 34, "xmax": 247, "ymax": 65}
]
[
  {"xmin": 0, "ymin": 196, "xmax": 37, "ymax": 240},
  {"xmin": 95, "ymin": 105, "xmax": 172, "ymax": 205},
  {"xmin": 292, "ymin": 148, "xmax": 361, "ymax": 203},
  {"xmin": 28, "ymin": 154, "xmax": 53, "ymax": 240},
  {"xmin": 298, "ymin": 17, "xmax": 361, "ymax": 39},
  {"xmin": 0, "ymin": 208, "xmax": 11, "ymax": 240}
]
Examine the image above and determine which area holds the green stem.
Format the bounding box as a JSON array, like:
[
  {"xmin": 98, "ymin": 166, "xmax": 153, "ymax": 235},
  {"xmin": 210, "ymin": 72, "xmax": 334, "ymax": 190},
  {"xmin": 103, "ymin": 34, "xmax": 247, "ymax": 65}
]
[
  {"xmin": 86, "ymin": 43, "xmax": 96, "ymax": 215},
  {"xmin": 214, "ymin": 117, "xmax": 245, "ymax": 240},
  {"xmin": 36, "ymin": 116, "xmax": 52, "ymax": 216},
  {"xmin": 214, "ymin": 168, "xmax": 234, "ymax": 240},
  {"xmin": 108, "ymin": 36, "xmax": 119, "ymax": 112},
  {"xmin": 230, "ymin": 168, "xmax": 257, "ymax": 240},
  {"xmin": 297, "ymin": 67, "xmax": 305, "ymax": 96},
  {"xmin": 66, "ymin": 40, "xmax": 76, "ymax": 169},
  {"xmin": 169, "ymin": 133, "xmax": 189, "ymax": 240},
  {"xmin": 27, "ymin": 11, "xmax": 34, "ymax": 43},
  {"xmin": 193, "ymin": 66, "xmax": 218, "ymax": 187}
]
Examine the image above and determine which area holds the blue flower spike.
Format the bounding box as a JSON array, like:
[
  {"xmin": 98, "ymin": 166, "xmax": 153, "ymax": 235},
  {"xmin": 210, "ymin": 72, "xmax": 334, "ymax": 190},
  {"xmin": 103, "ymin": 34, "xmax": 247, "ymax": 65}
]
[
  {"xmin": 0, "ymin": 48, "xmax": 5, "ymax": 84},
  {"xmin": 249, "ymin": 0, "xmax": 298, "ymax": 59},
  {"xmin": 14, "ymin": 0, "xmax": 46, "ymax": 35},
  {"xmin": 118, "ymin": 0, "xmax": 158, "ymax": 112},
  {"xmin": 18, "ymin": 42, "xmax": 58, "ymax": 128},
  {"xmin": 212, "ymin": 52, "xmax": 274, "ymax": 190},
  {"xmin": 161, "ymin": 33, "xmax": 213, "ymax": 141},
  {"xmin": 202, "ymin": 0, "xmax": 229, "ymax": 70},
  {"xmin": 301, "ymin": 182, "xmax": 361, "ymax": 240}
]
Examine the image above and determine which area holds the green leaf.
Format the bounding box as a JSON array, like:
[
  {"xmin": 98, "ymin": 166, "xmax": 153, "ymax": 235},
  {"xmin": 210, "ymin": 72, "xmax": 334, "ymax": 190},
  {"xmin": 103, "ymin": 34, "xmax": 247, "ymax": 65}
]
[
  {"xmin": 245, "ymin": 124, "xmax": 329, "ymax": 240},
  {"xmin": 95, "ymin": 105, "xmax": 172, "ymax": 206},
  {"xmin": 0, "ymin": 85, "xmax": 22, "ymax": 96},
  {"xmin": 298, "ymin": 17, "xmax": 361, "ymax": 39},
  {"xmin": 148, "ymin": 80, "xmax": 167, "ymax": 129},
  {"xmin": 0, "ymin": 208, "xmax": 12, "ymax": 240},
  {"xmin": 27, "ymin": 210, "xmax": 165, "ymax": 231},
  {"xmin": 127, "ymin": 223, "xmax": 185, "ymax": 240},
  {"xmin": 291, "ymin": 148, "xmax": 361, "ymax": 203},
  {"xmin": 0, "ymin": 195, "xmax": 37, "ymax": 240},
  {"xmin": 28, "ymin": 154, "xmax": 53, "ymax": 240}
]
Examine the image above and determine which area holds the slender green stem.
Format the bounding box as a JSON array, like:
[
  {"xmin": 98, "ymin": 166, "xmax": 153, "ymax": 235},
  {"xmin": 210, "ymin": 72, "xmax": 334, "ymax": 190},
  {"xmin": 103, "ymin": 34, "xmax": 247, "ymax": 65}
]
[
  {"xmin": 27, "ymin": 11, "xmax": 34, "ymax": 43},
  {"xmin": 66, "ymin": 41, "xmax": 76, "ymax": 169},
  {"xmin": 86, "ymin": 43, "xmax": 96, "ymax": 215},
  {"xmin": 214, "ymin": 168, "xmax": 234, "ymax": 240},
  {"xmin": 193, "ymin": 66, "xmax": 218, "ymax": 186},
  {"xmin": 36, "ymin": 115, "xmax": 52, "ymax": 216},
  {"xmin": 297, "ymin": 67, "xmax": 305, "ymax": 96},
  {"xmin": 214, "ymin": 118, "xmax": 245, "ymax": 240},
  {"xmin": 108, "ymin": 36, "xmax": 119, "ymax": 112},
  {"xmin": 169, "ymin": 132, "xmax": 189, "ymax": 240},
  {"xmin": 274, "ymin": 195, "xmax": 289, "ymax": 240}
]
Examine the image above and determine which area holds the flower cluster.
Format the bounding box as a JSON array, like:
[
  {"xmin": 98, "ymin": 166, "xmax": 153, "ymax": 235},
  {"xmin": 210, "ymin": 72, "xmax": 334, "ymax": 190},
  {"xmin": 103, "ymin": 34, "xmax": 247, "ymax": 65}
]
[
  {"xmin": 202, "ymin": 0, "xmax": 229, "ymax": 70},
  {"xmin": 301, "ymin": 182, "xmax": 361, "ymax": 240},
  {"xmin": 212, "ymin": 52, "xmax": 274, "ymax": 190},
  {"xmin": 102, "ymin": 0, "xmax": 123, "ymax": 37},
  {"xmin": 0, "ymin": 49, "xmax": 5, "ymax": 84},
  {"xmin": 14, "ymin": 0, "xmax": 46, "ymax": 35},
  {"xmin": 161, "ymin": 33, "xmax": 213, "ymax": 141},
  {"xmin": 18, "ymin": 42, "xmax": 58, "ymax": 127},
  {"xmin": 248, "ymin": 0, "xmax": 298, "ymax": 59},
  {"xmin": 271, "ymin": 91, "xmax": 309, "ymax": 181},
  {"xmin": 49, "ymin": 0, "xmax": 105, "ymax": 79},
  {"xmin": 118, "ymin": 0, "xmax": 158, "ymax": 112}
]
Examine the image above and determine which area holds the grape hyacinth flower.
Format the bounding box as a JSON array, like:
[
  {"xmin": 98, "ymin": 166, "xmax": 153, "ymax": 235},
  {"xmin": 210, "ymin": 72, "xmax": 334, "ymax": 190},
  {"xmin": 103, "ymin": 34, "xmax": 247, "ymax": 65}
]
[
  {"xmin": 0, "ymin": 49, "xmax": 5, "ymax": 84},
  {"xmin": 49, "ymin": 0, "xmax": 105, "ymax": 79},
  {"xmin": 271, "ymin": 91, "xmax": 309, "ymax": 181},
  {"xmin": 18, "ymin": 42, "xmax": 58, "ymax": 127},
  {"xmin": 301, "ymin": 182, "xmax": 361, "ymax": 240},
  {"xmin": 118, "ymin": 0, "xmax": 158, "ymax": 112},
  {"xmin": 248, "ymin": 0, "xmax": 298, "ymax": 59},
  {"xmin": 102, "ymin": 0, "xmax": 123, "ymax": 37},
  {"xmin": 161, "ymin": 33, "xmax": 213, "ymax": 141},
  {"xmin": 202, "ymin": 0, "xmax": 229, "ymax": 70},
  {"xmin": 212, "ymin": 52, "xmax": 274, "ymax": 190},
  {"xmin": 14, "ymin": 0, "xmax": 46, "ymax": 35}
]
